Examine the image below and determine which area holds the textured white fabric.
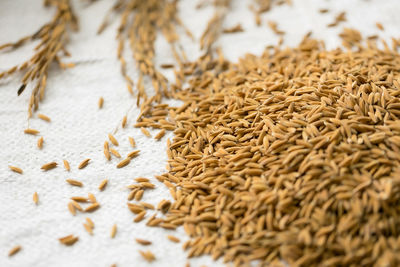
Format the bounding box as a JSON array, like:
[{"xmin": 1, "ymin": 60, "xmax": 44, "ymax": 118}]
[{"xmin": 0, "ymin": 0, "xmax": 399, "ymax": 266}]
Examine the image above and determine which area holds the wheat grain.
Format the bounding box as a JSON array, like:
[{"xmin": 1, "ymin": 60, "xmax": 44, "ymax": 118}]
[
  {"xmin": 108, "ymin": 133, "xmax": 119, "ymax": 146},
  {"xmin": 122, "ymin": 116, "xmax": 127, "ymax": 128},
  {"xmin": 71, "ymin": 196, "xmax": 88, "ymax": 203},
  {"xmin": 24, "ymin": 128, "xmax": 39, "ymax": 135},
  {"xmin": 139, "ymin": 250, "xmax": 155, "ymax": 262},
  {"xmin": 133, "ymin": 210, "xmax": 146, "ymax": 223},
  {"xmin": 135, "ymin": 239, "xmax": 152, "ymax": 246},
  {"xmin": 37, "ymin": 113, "xmax": 51, "ymax": 122},
  {"xmin": 127, "ymin": 150, "xmax": 140, "ymax": 159},
  {"xmin": 99, "ymin": 179, "xmax": 108, "ymax": 191},
  {"xmin": 71, "ymin": 200, "xmax": 83, "ymax": 211},
  {"xmin": 110, "ymin": 224, "xmax": 117, "ymax": 238},
  {"xmin": 104, "ymin": 141, "xmax": 111, "ymax": 161},
  {"xmin": 116, "ymin": 158, "xmax": 131, "ymax": 168},
  {"xmin": 33, "ymin": 192, "xmax": 38, "ymax": 205},
  {"xmin": 88, "ymin": 193, "xmax": 97, "ymax": 203},
  {"xmin": 140, "ymin": 127, "xmax": 151, "ymax": 137},
  {"xmin": 167, "ymin": 235, "xmax": 180, "ymax": 243},
  {"xmin": 0, "ymin": 0, "xmax": 79, "ymax": 116},
  {"xmin": 8, "ymin": 245, "xmax": 21, "ymax": 257},
  {"xmin": 110, "ymin": 148, "xmax": 121, "ymax": 158},
  {"xmin": 129, "ymin": 137, "xmax": 136, "ymax": 147},
  {"xmin": 68, "ymin": 202, "xmax": 76, "ymax": 216},
  {"xmin": 83, "ymin": 222, "xmax": 93, "ymax": 235},
  {"xmin": 9, "ymin": 165, "xmax": 23, "ymax": 174},
  {"xmin": 78, "ymin": 158, "xmax": 90, "ymax": 169},
  {"xmin": 63, "ymin": 160, "xmax": 70, "ymax": 171},
  {"xmin": 59, "ymin": 235, "xmax": 79, "ymax": 246},
  {"xmin": 154, "ymin": 129, "xmax": 166, "ymax": 140},
  {"xmin": 66, "ymin": 179, "xmax": 83, "ymax": 187},
  {"xmin": 135, "ymin": 35, "xmax": 400, "ymax": 266},
  {"xmin": 37, "ymin": 136, "xmax": 44, "ymax": 149},
  {"xmin": 376, "ymin": 22, "xmax": 384, "ymax": 31},
  {"xmin": 41, "ymin": 161, "xmax": 57, "ymax": 171},
  {"xmin": 85, "ymin": 203, "xmax": 100, "ymax": 212},
  {"xmin": 98, "ymin": 97, "xmax": 104, "ymax": 109}
]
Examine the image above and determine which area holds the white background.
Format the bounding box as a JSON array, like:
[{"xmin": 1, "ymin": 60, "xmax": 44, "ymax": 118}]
[{"xmin": 0, "ymin": 0, "xmax": 399, "ymax": 266}]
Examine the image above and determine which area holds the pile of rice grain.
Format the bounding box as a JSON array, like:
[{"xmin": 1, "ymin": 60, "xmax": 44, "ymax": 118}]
[{"xmin": 149, "ymin": 38, "xmax": 400, "ymax": 266}]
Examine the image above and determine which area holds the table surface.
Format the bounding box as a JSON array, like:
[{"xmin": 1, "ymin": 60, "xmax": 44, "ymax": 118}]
[{"xmin": 1, "ymin": 0, "xmax": 399, "ymax": 266}]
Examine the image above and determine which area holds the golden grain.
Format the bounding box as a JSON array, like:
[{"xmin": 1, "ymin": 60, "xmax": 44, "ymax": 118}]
[
  {"xmin": 154, "ymin": 129, "xmax": 166, "ymax": 140},
  {"xmin": 139, "ymin": 250, "xmax": 155, "ymax": 262},
  {"xmin": 140, "ymin": 127, "xmax": 151, "ymax": 137},
  {"xmin": 37, "ymin": 136, "xmax": 44, "ymax": 149},
  {"xmin": 68, "ymin": 202, "xmax": 76, "ymax": 216},
  {"xmin": 99, "ymin": 179, "xmax": 108, "ymax": 191},
  {"xmin": 78, "ymin": 159, "xmax": 90, "ymax": 169},
  {"xmin": 135, "ymin": 239, "xmax": 152, "ymax": 246},
  {"xmin": 83, "ymin": 222, "xmax": 93, "ymax": 235},
  {"xmin": 24, "ymin": 128, "xmax": 39, "ymax": 135},
  {"xmin": 110, "ymin": 148, "xmax": 121, "ymax": 158},
  {"xmin": 110, "ymin": 224, "xmax": 117, "ymax": 238},
  {"xmin": 131, "ymin": 35, "xmax": 400, "ymax": 266},
  {"xmin": 116, "ymin": 158, "xmax": 131, "ymax": 168},
  {"xmin": 59, "ymin": 235, "xmax": 79, "ymax": 246},
  {"xmin": 63, "ymin": 160, "xmax": 70, "ymax": 171},
  {"xmin": 98, "ymin": 97, "xmax": 104, "ymax": 109},
  {"xmin": 71, "ymin": 196, "xmax": 88, "ymax": 203},
  {"xmin": 41, "ymin": 162, "xmax": 57, "ymax": 171},
  {"xmin": 127, "ymin": 150, "xmax": 140, "ymax": 159},
  {"xmin": 85, "ymin": 203, "xmax": 100, "ymax": 212},
  {"xmin": 122, "ymin": 116, "xmax": 127, "ymax": 128},
  {"xmin": 0, "ymin": 0, "xmax": 78, "ymax": 116},
  {"xmin": 9, "ymin": 165, "xmax": 23, "ymax": 174},
  {"xmin": 66, "ymin": 179, "xmax": 83, "ymax": 187},
  {"xmin": 134, "ymin": 210, "xmax": 146, "ymax": 223},
  {"xmin": 8, "ymin": 245, "xmax": 21, "ymax": 257},
  {"xmin": 88, "ymin": 193, "xmax": 97, "ymax": 203},
  {"xmin": 38, "ymin": 113, "xmax": 51, "ymax": 122},
  {"xmin": 167, "ymin": 235, "xmax": 180, "ymax": 243},
  {"xmin": 376, "ymin": 22, "xmax": 384, "ymax": 31},
  {"xmin": 108, "ymin": 133, "xmax": 119, "ymax": 146},
  {"xmin": 33, "ymin": 192, "xmax": 38, "ymax": 205},
  {"xmin": 129, "ymin": 137, "xmax": 136, "ymax": 147}
]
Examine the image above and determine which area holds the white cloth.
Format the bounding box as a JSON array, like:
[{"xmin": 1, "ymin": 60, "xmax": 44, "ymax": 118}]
[{"xmin": 0, "ymin": 0, "xmax": 399, "ymax": 266}]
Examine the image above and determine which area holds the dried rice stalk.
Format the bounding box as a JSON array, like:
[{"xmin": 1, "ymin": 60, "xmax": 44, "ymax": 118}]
[
  {"xmin": 98, "ymin": 0, "xmax": 189, "ymax": 106},
  {"xmin": 250, "ymin": 0, "xmax": 290, "ymax": 26},
  {"xmin": 0, "ymin": 0, "xmax": 78, "ymax": 117},
  {"xmin": 200, "ymin": 0, "xmax": 231, "ymax": 54}
]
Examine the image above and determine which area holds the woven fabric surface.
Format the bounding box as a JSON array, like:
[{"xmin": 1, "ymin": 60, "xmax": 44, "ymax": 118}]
[{"xmin": 0, "ymin": 0, "xmax": 399, "ymax": 266}]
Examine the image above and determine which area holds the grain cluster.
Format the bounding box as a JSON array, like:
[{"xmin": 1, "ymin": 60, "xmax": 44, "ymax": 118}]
[
  {"xmin": 138, "ymin": 36, "xmax": 400, "ymax": 266},
  {"xmin": 99, "ymin": 0, "xmax": 189, "ymax": 105},
  {"xmin": 0, "ymin": 0, "xmax": 78, "ymax": 117}
]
